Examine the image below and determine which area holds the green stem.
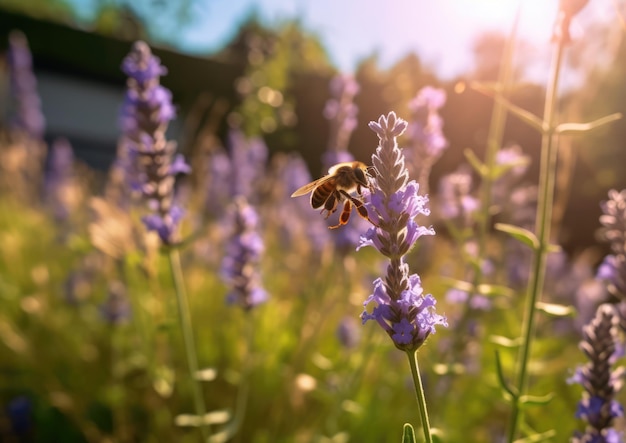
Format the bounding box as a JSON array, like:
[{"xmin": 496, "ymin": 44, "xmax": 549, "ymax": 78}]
[
  {"xmin": 406, "ymin": 350, "xmax": 432, "ymax": 443},
  {"xmin": 505, "ymin": 21, "xmax": 565, "ymax": 443},
  {"xmin": 110, "ymin": 324, "xmax": 127, "ymax": 443},
  {"xmin": 210, "ymin": 309, "xmax": 256, "ymax": 443},
  {"xmin": 231, "ymin": 310, "xmax": 255, "ymax": 443},
  {"xmin": 167, "ymin": 248, "xmax": 210, "ymax": 441}
]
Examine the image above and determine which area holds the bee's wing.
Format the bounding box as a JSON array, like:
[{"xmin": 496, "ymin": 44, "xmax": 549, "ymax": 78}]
[{"xmin": 290, "ymin": 175, "xmax": 334, "ymax": 197}]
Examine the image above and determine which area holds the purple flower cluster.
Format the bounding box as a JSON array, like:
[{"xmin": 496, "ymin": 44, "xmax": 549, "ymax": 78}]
[
  {"xmin": 569, "ymin": 304, "xmax": 624, "ymax": 443},
  {"xmin": 227, "ymin": 130, "xmax": 269, "ymax": 200},
  {"xmin": 45, "ymin": 138, "xmax": 79, "ymax": 223},
  {"xmin": 405, "ymin": 86, "xmax": 448, "ymax": 187},
  {"xmin": 597, "ymin": 190, "xmax": 626, "ymax": 303},
  {"xmin": 100, "ymin": 280, "xmax": 131, "ymax": 325},
  {"xmin": 358, "ymin": 112, "xmax": 447, "ymax": 352},
  {"xmin": 119, "ymin": 41, "xmax": 189, "ymax": 245},
  {"xmin": 407, "ymin": 86, "xmax": 448, "ymax": 157},
  {"xmin": 492, "ymin": 145, "xmax": 531, "ymax": 210},
  {"xmin": 436, "ymin": 166, "xmax": 479, "ymax": 226},
  {"xmin": 6, "ymin": 396, "xmax": 32, "ymax": 436},
  {"xmin": 336, "ymin": 316, "xmax": 361, "ymax": 349},
  {"xmin": 221, "ymin": 197, "xmax": 268, "ymax": 310},
  {"xmin": 6, "ymin": 30, "xmax": 45, "ymax": 139},
  {"xmin": 203, "ymin": 130, "xmax": 268, "ymax": 217},
  {"xmin": 322, "ymin": 73, "xmax": 360, "ymax": 168}
]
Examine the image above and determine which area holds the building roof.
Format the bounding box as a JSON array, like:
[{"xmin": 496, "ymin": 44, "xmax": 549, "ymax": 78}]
[{"xmin": 0, "ymin": 9, "xmax": 243, "ymax": 108}]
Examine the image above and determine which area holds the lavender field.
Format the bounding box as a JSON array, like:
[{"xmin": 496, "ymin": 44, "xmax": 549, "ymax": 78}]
[{"xmin": 1, "ymin": 1, "xmax": 626, "ymax": 442}]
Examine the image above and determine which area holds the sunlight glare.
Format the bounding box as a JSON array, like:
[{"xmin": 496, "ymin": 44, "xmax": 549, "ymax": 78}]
[{"xmin": 458, "ymin": 0, "xmax": 557, "ymax": 41}]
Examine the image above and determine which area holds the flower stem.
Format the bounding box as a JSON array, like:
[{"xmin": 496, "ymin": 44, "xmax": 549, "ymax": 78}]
[
  {"xmin": 506, "ymin": 18, "xmax": 565, "ymax": 443},
  {"xmin": 167, "ymin": 247, "xmax": 210, "ymax": 441},
  {"xmin": 406, "ymin": 350, "xmax": 432, "ymax": 443},
  {"xmin": 231, "ymin": 310, "xmax": 255, "ymax": 443}
]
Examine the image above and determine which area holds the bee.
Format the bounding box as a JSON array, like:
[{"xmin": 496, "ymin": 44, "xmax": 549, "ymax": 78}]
[{"xmin": 290, "ymin": 161, "xmax": 375, "ymax": 229}]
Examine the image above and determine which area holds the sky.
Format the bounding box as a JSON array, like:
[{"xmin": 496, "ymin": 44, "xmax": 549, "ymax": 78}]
[{"xmin": 70, "ymin": 0, "xmax": 620, "ymax": 80}]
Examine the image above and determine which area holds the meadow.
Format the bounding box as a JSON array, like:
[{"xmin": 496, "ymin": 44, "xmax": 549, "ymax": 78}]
[{"xmin": 1, "ymin": 2, "xmax": 626, "ymax": 442}]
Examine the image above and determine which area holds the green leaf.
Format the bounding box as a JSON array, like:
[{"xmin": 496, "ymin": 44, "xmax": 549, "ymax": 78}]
[
  {"xmin": 547, "ymin": 243, "xmax": 562, "ymax": 253},
  {"xmin": 402, "ymin": 423, "xmax": 417, "ymax": 443},
  {"xmin": 464, "ymin": 148, "xmax": 488, "ymax": 176},
  {"xmin": 513, "ymin": 429, "xmax": 557, "ymax": 443},
  {"xmin": 519, "ymin": 393, "xmax": 555, "ymax": 408},
  {"xmin": 495, "ymin": 223, "xmax": 539, "ymax": 249},
  {"xmin": 489, "ymin": 335, "xmax": 522, "ymax": 348},
  {"xmin": 494, "ymin": 350, "xmax": 518, "ymax": 401},
  {"xmin": 555, "ymin": 113, "xmax": 622, "ymax": 135},
  {"xmin": 535, "ymin": 302, "xmax": 575, "ymax": 317},
  {"xmin": 476, "ymin": 284, "xmax": 514, "ymax": 299}
]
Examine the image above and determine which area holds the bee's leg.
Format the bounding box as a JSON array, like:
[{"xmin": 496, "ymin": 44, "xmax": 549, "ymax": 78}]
[
  {"xmin": 339, "ymin": 190, "xmax": 377, "ymax": 226},
  {"xmin": 329, "ymin": 200, "xmax": 352, "ymax": 229},
  {"xmin": 321, "ymin": 193, "xmax": 338, "ymax": 219}
]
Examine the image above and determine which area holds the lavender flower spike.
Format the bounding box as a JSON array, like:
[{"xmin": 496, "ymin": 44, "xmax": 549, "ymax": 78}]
[
  {"xmin": 322, "ymin": 73, "xmax": 360, "ymax": 168},
  {"xmin": 221, "ymin": 197, "xmax": 268, "ymax": 310},
  {"xmin": 569, "ymin": 304, "xmax": 624, "ymax": 443},
  {"xmin": 405, "ymin": 86, "xmax": 448, "ymax": 190},
  {"xmin": 119, "ymin": 41, "xmax": 189, "ymax": 245},
  {"xmin": 7, "ymin": 30, "xmax": 45, "ymax": 139},
  {"xmin": 359, "ymin": 112, "xmax": 447, "ymax": 352}
]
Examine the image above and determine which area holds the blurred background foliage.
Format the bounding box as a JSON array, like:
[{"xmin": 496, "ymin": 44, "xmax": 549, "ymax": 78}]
[{"xmin": 0, "ymin": 0, "xmax": 625, "ymax": 442}]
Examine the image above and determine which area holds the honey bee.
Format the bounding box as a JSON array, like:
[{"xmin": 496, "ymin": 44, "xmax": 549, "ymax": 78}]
[{"xmin": 291, "ymin": 161, "xmax": 375, "ymax": 229}]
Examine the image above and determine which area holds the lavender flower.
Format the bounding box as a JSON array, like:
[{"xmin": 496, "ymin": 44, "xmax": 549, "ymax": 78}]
[
  {"xmin": 436, "ymin": 166, "xmax": 479, "ymax": 226},
  {"xmin": 221, "ymin": 197, "xmax": 268, "ymax": 310},
  {"xmin": 100, "ymin": 280, "xmax": 131, "ymax": 325},
  {"xmin": 358, "ymin": 112, "xmax": 447, "ymax": 352},
  {"xmin": 595, "ymin": 189, "xmax": 626, "ymax": 334},
  {"xmin": 445, "ymin": 288, "xmax": 491, "ymax": 311},
  {"xmin": 204, "ymin": 146, "xmax": 233, "ymax": 216},
  {"xmin": 6, "ymin": 30, "xmax": 45, "ymax": 139},
  {"xmin": 599, "ymin": 190, "xmax": 626, "ymax": 259},
  {"xmin": 407, "ymin": 86, "xmax": 447, "ymax": 157},
  {"xmin": 119, "ymin": 40, "xmax": 189, "ymax": 245},
  {"xmin": 63, "ymin": 253, "xmax": 102, "ymax": 305},
  {"xmin": 569, "ymin": 304, "xmax": 624, "ymax": 442},
  {"xmin": 597, "ymin": 255, "xmax": 626, "ymax": 303},
  {"xmin": 6, "ymin": 396, "xmax": 32, "ymax": 436},
  {"xmin": 491, "ymin": 144, "xmax": 531, "ymax": 209},
  {"xmin": 323, "ymin": 73, "xmax": 360, "ymax": 165},
  {"xmin": 227, "ymin": 130, "xmax": 268, "ymax": 200},
  {"xmin": 336, "ymin": 316, "xmax": 361, "ymax": 349},
  {"xmin": 45, "ymin": 138, "xmax": 80, "ymax": 223},
  {"xmin": 405, "ymin": 86, "xmax": 448, "ymax": 191},
  {"xmin": 502, "ymin": 184, "xmax": 539, "ymax": 287}
]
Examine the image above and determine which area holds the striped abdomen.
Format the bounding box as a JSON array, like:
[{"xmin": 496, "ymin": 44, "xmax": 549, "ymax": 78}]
[{"xmin": 310, "ymin": 179, "xmax": 337, "ymax": 209}]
